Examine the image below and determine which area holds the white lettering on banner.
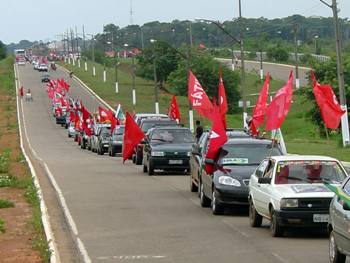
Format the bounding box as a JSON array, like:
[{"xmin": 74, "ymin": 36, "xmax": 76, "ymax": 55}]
[{"xmin": 210, "ymin": 131, "xmax": 219, "ymax": 139}]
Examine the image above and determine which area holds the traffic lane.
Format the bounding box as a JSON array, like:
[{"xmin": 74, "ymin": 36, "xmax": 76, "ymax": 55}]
[{"xmin": 18, "ymin": 65, "xmax": 327, "ymax": 263}]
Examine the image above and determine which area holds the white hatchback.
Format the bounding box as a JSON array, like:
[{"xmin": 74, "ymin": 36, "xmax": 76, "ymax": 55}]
[{"xmin": 248, "ymin": 155, "xmax": 348, "ymax": 237}]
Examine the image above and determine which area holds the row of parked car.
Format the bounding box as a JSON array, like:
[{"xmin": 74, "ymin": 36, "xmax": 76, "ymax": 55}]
[{"xmin": 48, "ymin": 86, "xmax": 349, "ymax": 262}]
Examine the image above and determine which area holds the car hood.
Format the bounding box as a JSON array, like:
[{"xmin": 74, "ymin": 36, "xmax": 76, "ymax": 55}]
[
  {"xmin": 150, "ymin": 143, "xmax": 193, "ymax": 152},
  {"xmin": 272, "ymin": 184, "xmax": 337, "ymax": 199},
  {"xmin": 215, "ymin": 165, "xmax": 257, "ymax": 180}
]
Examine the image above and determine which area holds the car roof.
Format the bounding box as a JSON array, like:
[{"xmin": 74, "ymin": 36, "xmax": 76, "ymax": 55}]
[
  {"xmin": 151, "ymin": 126, "xmax": 190, "ymax": 131},
  {"xmin": 135, "ymin": 113, "xmax": 168, "ymax": 118},
  {"xmin": 141, "ymin": 118, "xmax": 174, "ymax": 124},
  {"xmin": 270, "ymin": 155, "xmax": 340, "ymax": 162},
  {"xmin": 225, "ymin": 138, "xmax": 273, "ymax": 145}
]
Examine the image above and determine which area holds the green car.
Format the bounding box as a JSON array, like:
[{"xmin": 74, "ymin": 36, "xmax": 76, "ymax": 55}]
[
  {"xmin": 328, "ymin": 175, "xmax": 350, "ymax": 263},
  {"xmin": 142, "ymin": 126, "xmax": 194, "ymax": 175}
]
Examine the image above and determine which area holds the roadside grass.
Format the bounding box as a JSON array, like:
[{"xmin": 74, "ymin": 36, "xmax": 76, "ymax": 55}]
[
  {"xmin": 62, "ymin": 59, "xmax": 350, "ymax": 161},
  {"xmin": 0, "ymin": 57, "xmax": 51, "ymax": 261},
  {"xmin": 0, "ymin": 199, "xmax": 15, "ymax": 209}
]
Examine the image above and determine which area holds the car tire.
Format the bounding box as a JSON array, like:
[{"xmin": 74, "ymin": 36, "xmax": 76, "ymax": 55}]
[
  {"xmin": 135, "ymin": 152, "xmax": 142, "ymax": 165},
  {"xmin": 270, "ymin": 208, "xmax": 283, "ymax": 237},
  {"xmin": 65, "ymin": 124, "xmax": 68, "ymax": 129},
  {"xmin": 143, "ymin": 164, "xmax": 148, "ymax": 173},
  {"xmin": 190, "ymin": 174, "xmax": 198, "ymax": 192},
  {"xmin": 81, "ymin": 141, "xmax": 86, "ymax": 149},
  {"xmin": 199, "ymin": 180, "xmax": 211, "ymax": 208},
  {"xmin": 212, "ymin": 188, "xmax": 224, "ymax": 215},
  {"xmin": 249, "ymin": 199, "xmax": 263, "ymax": 227},
  {"xmin": 148, "ymin": 159, "xmax": 154, "ymax": 176},
  {"xmin": 329, "ymin": 230, "xmax": 346, "ymax": 263},
  {"xmin": 132, "ymin": 155, "xmax": 136, "ymax": 163},
  {"xmin": 68, "ymin": 133, "xmax": 71, "ymax": 138}
]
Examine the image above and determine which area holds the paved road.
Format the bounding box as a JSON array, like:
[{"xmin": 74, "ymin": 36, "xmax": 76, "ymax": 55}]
[
  {"xmin": 17, "ymin": 64, "xmax": 328, "ymax": 263},
  {"xmin": 217, "ymin": 58, "xmax": 310, "ymax": 87}
]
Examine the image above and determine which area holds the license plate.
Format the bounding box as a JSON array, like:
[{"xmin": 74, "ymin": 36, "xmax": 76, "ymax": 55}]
[
  {"xmin": 104, "ymin": 144, "xmax": 109, "ymax": 147},
  {"xmin": 313, "ymin": 214, "xmax": 329, "ymax": 223},
  {"xmin": 169, "ymin": 160, "xmax": 183, "ymax": 165}
]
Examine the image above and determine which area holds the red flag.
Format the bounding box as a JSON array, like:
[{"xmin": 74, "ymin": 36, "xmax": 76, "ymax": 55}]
[
  {"xmin": 81, "ymin": 106, "xmax": 90, "ymax": 123},
  {"xmin": 19, "ymin": 86, "xmax": 24, "ymax": 97},
  {"xmin": 188, "ymin": 70, "xmax": 214, "ymax": 119},
  {"xmin": 168, "ymin": 95, "xmax": 181, "ymax": 123},
  {"xmin": 74, "ymin": 113, "xmax": 80, "ymax": 130},
  {"xmin": 205, "ymin": 108, "xmax": 228, "ymax": 174},
  {"xmin": 122, "ymin": 112, "xmax": 145, "ymax": 162},
  {"xmin": 266, "ymin": 71, "xmax": 294, "ymax": 131},
  {"xmin": 218, "ymin": 71, "xmax": 228, "ymax": 129},
  {"xmin": 69, "ymin": 111, "xmax": 76, "ymax": 122},
  {"xmin": 107, "ymin": 109, "xmax": 117, "ymax": 133},
  {"xmin": 311, "ymin": 71, "xmax": 345, "ymax": 129},
  {"xmin": 98, "ymin": 106, "xmax": 109, "ymax": 123},
  {"xmin": 251, "ymin": 73, "xmax": 270, "ymax": 134}
]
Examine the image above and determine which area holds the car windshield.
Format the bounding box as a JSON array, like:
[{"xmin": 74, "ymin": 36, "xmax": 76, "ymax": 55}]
[
  {"xmin": 218, "ymin": 144, "xmax": 281, "ymax": 165},
  {"xmin": 150, "ymin": 129, "xmax": 194, "ymax": 144},
  {"xmin": 100, "ymin": 127, "xmax": 111, "ymax": 136},
  {"xmin": 141, "ymin": 120, "xmax": 176, "ymax": 133},
  {"xmin": 275, "ymin": 160, "xmax": 347, "ymax": 184},
  {"xmin": 115, "ymin": 126, "xmax": 125, "ymax": 135}
]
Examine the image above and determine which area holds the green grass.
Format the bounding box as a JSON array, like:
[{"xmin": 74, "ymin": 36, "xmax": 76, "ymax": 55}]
[
  {"xmin": 0, "ymin": 218, "xmax": 5, "ymax": 233},
  {"xmin": 0, "ymin": 199, "xmax": 15, "ymax": 209},
  {"xmin": 62, "ymin": 59, "xmax": 350, "ymax": 161}
]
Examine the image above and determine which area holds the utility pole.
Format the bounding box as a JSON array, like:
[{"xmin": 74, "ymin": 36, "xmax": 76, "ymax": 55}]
[
  {"xmin": 320, "ymin": 0, "xmax": 350, "ymax": 146},
  {"xmin": 150, "ymin": 39, "xmax": 159, "ymax": 114},
  {"xmin": 259, "ymin": 19, "xmax": 264, "ymax": 81},
  {"xmin": 140, "ymin": 26, "xmax": 144, "ymax": 49},
  {"xmin": 239, "ymin": 0, "xmax": 247, "ymax": 128},
  {"xmin": 293, "ymin": 24, "xmax": 300, "ymax": 89},
  {"xmin": 82, "ymin": 25, "xmax": 86, "ymax": 51},
  {"xmin": 189, "ymin": 22, "xmax": 193, "ymax": 46}
]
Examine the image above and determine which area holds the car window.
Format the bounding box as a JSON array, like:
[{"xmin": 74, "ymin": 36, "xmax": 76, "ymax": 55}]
[
  {"xmin": 275, "ymin": 160, "xmax": 347, "ymax": 185},
  {"xmin": 255, "ymin": 160, "xmax": 269, "ymax": 177},
  {"xmin": 263, "ymin": 160, "xmax": 275, "ymax": 178},
  {"xmin": 343, "ymin": 178, "xmax": 350, "ymax": 195},
  {"xmin": 150, "ymin": 129, "xmax": 194, "ymax": 143}
]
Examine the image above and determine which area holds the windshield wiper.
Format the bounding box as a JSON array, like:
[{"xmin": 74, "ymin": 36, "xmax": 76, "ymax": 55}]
[{"xmin": 151, "ymin": 138, "xmax": 169, "ymax": 142}]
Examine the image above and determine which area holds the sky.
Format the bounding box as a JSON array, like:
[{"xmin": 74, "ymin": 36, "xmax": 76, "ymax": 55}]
[{"xmin": 1, "ymin": 0, "xmax": 350, "ymax": 44}]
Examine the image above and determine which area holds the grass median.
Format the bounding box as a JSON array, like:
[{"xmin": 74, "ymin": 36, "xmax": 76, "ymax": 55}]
[{"xmin": 62, "ymin": 59, "xmax": 350, "ymax": 161}]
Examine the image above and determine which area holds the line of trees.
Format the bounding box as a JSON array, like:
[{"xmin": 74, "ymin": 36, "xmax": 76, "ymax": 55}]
[{"xmin": 0, "ymin": 41, "xmax": 6, "ymax": 60}]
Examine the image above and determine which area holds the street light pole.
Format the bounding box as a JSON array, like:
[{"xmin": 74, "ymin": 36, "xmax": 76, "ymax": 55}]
[
  {"xmin": 124, "ymin": 44, "xmax": 136, "ymax": 111},
  {"xmin": 320, "ymin": 0, "xmax": 350, "ymax": 146},
  {"xmin": 103, "ymin": 31, "xmax": 107, "ymax": 82},
  {"xmin": 150, "ymin": 39, "xmax": 159, "ymax": 114},
  {"xmin": 239, "ymin": 0, "xmax": 247, "ymax": 128},
  {"xmin": 293, "ymin": 24, "xmax": 300, "ymax": 89}
]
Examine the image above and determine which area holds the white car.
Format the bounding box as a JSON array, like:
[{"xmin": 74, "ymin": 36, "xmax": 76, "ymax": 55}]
[
  {"xmin": 248, "ymin": 155, "xmax": 348, "ymax": 237},
  {"xmin": 38, "ymin": 64, "xmax": 48, "ymax": 72}
]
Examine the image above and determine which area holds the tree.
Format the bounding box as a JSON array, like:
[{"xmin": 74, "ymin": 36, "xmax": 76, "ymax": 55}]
[
  {"xmin": 0, "ymin": 41, "xmax": 6, "ymax": 60},
  {"xmin": 267, "ymin": 45, "xmax": 289, "ymax": 62},
  {"xmin": 136, "ymin": 40, "xmax": 180, "ymax": 88},
  {"xmin": 167, "ymin": 46, "xmax": 240, "ymax": 113}
]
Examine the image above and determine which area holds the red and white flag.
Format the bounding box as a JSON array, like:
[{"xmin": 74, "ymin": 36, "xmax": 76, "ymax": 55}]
[
  {"xmin": 311, "ymin": 71, "xmax": 345, "ymax": 129},
  {"xmin": 218, "ymin": 71, "xmax": 228, "ymax": 128},
  {"xmin": 188, "ymin": 70, "xmax": 214, "ymax": 119},
  {"xmin": 168, "ymin": 95, "xmax": 181, "ymax": 123},
  {"xmin": 266, "ymin": 71, "xmax": 293, "ymax": 131},
  {"xmin": 251, "ymin": 73, "xmax": 270, "ymax": 135},
  {"xmin": 122, "ymin": 112, "xmax": 145, "ymax": 162}
]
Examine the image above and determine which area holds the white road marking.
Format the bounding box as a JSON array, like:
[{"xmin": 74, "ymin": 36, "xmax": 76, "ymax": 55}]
[
  {"xmin": 14, "ymin": 65, "xmax": 59, "ymax": 263},
  {"xmin": 272, "ymin": 253, "xmax": 290, "ymax": 263},
  {"xmin": 221, "ymin": 219, "xmax": 250, "ymax": 238},
  {"xmin": 96, "ymin": 255, "xmax": 167, "ymax": 261}
]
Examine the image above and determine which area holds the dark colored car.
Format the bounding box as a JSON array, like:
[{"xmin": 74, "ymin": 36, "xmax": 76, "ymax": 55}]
[
  {"xmin": 108, "ymin": 125, "xmax": 125, "ymax": 156},
  {"xmin": 55, "ymin": 107, "xmax": 67, "ymax": 126},
  {"xmin": 96, "ymin": 126, "xmax": 112, "ymax": 155},
  {"xmin": 142, "ymin": 126, "xmax": 194, "ymax": 175},
  {"xmin": 328, "ymin": 175, "xmax": 350, "ymax": 263},
  {"xmin": 190, "ymin": 129, "xmax": 252, "ymax": 193},
  {"xmin": 199, "ymin": 138, "xmax": 283, "ymax": 214},
  {"xmin": 133, "ymin": 118, "xmax": 178, "ymax": 165},
  {"xmin": 41, "ymin": 74, "xmax": 50, "ymax": 82}
]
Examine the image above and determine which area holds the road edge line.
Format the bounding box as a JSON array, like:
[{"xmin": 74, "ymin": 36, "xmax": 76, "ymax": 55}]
[{"xmin": 14, "ymin": 64, "xmax": 60, "ymax": 263}]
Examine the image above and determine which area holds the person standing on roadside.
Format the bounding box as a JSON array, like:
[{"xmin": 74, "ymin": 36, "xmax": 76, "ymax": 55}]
[
  {"xmin": 19, "ymin": 86, "xmax": 24, "ymax": 98},
  {"xmin": 195, "ymin": 120, "xmax": 204, "ymax": 142}
]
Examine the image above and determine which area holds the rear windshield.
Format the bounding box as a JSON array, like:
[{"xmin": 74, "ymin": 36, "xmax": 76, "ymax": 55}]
[
  {"xmin": 141, "ymin": 120, "xmax": 177, "ymax": 133},
  {"xmin": 151, "ymin": 129, "xmax": 194, "ymax": 144},
  {"xmin": 275, "ymin": 160, "xmax": 347, "ymax": 184},
  {"xmin": 218, "ymin": 144, "xmax": 281, "ymax": 165}
]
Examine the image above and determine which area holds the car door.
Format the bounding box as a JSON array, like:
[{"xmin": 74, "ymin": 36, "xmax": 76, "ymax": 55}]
[
  {"xmin": 191, "ymin": 134, "xmax": 206, "ymax": 185},
  {"xmin": 251, "ymin": 160, "xmax": 269, "ymax": 212},
  {"xmin": 142, "ymin": 133, "xmax": 151, "ymax": 165},
  {"xmin": 255, "ymin": 160, "xmax": 275, "ymax": 217}
]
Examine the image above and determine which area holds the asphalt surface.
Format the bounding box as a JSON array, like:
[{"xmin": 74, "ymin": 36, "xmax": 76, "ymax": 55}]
[{"xmin": 17, "ymin": 64, "xmax": 329, "ymax": 263}]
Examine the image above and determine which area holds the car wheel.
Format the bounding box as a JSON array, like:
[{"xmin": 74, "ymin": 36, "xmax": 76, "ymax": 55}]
[
  {"xmin": 132, "ymin": 155, "xmax": 136, "ymax": 163},
  {"xmin": 270, "ymin": 208, "xmax": 283, "ymax": 237},
  {"xmin": 190, "ymin": 173, "xmax": 198, "ymax": 192},
  {"xmin": 199, "ymin": 180, "xmax": 211, "ymax": 208},
  {"xmin": 147, "ymin": 159, "xmax": 154, "ymax": 176},
  {"xmin": 249, "ymin": 199, "xmax": 263, "ymax": 227},
  {"xmin": 212, "ymin": 187, "xmax": 224, "ymax": 215},
  {"xmin": 143, "ymin": 164, "xmax": 148, "ymax": 173},
  {"xmin": 68, "ymin": 133, "xmax": 71, "ymax": 138},
  {"xmin": 329, "ymin": 230, "xmax": 346, "ymax": 263},
  {"xmin": 135, "ymin": 152, "xmax": 142, "ymax": 165}
]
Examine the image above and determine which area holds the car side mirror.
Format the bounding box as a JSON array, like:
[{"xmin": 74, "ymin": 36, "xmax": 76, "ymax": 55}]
[
  {"xmin": 205, "ymin": 158, "xmax": 215, "ymax": 165},
  {"xmin": 343, "ymin": 202, "xmax": 350, "ymax": 211},
  {"xmin": 258, "ymin": 177, "xmax": 272, "ymax": 184}
]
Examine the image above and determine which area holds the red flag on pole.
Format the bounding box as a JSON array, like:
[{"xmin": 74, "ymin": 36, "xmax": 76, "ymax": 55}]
[
  {"xmin": 107, "ymin": 109, "xmax": 117, "ymax": 133},
  {"xmin": 311, "ymin": 71, "xmax": 345, "ymax": 129},
  {"xmin": 251, "ymin": 73, "xmax": 270, "ymax": 134},
  {"xmin": 19, "ymin": 86, "xmax": 24, "ymax": 97},
  {"xmin": 98, "ymin": 106, "xmax": 109, "ymax": 123},
  {"xmin": 205, "ymin": 107, "xmax": 228, "ymax": 174},
  {"xmin": 266, "ymin": 71, "xmax": 294, "ymax": 131},
  {"xmin": 188, "ymin": 70, "xmax": 214, "ymax": 119},
  {"xmin": 122, "ymin": 112, "xmax": 145, "ymax": 162},
  {"xmin": 218, "ymin": 71, "xmax": 228, "ymax": 129},
  {"xmin": 168, "ymin": 95, "xmax": 181, "ymax": 123}
]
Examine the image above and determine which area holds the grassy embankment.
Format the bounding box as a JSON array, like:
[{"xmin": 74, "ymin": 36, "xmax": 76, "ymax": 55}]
[
  {"xmin": 0, "ymin": 57, "xmax": 50, "ymax": 261},
  {"xmin": 62, "ymin": 59, "xmax": 350, "ymax": 161}
]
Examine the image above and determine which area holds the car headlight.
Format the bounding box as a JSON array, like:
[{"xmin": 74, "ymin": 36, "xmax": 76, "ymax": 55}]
[
  {"xmin": 187, "ymin": 152, "xmax": 191, "ymax": 156},
  {"xmin": 218, "ymin": 176, "xmax": 241, "ymax": 187},
  {"xmin": 280, "ymin": 198, "xmax": 299, "ymax": 208},
  {"xmin": 151, "ymin": 151, "xmax": 165, "ymax": 157}
]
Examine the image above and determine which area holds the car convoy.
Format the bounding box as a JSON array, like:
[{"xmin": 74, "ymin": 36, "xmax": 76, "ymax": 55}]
[{"xmin": 39, "ymin": 69, "xmax": 349, "ymax": 263}]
